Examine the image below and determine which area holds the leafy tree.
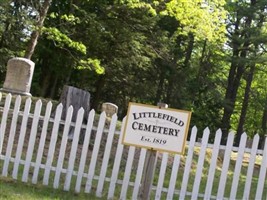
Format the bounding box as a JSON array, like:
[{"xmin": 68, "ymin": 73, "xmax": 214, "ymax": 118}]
[
  {"xmin": 0, "ymin": 0, "xmax": 31, "ymax": 80},
  {"xmin": 221, "ymin": 0, "xmax": 267, "ymax": 144},
  {"xmin": 3, "ymin": 0, "xmax": 267, "ymax": 143},
  {"xmin": 31, "ymin": 0, "xmax": 104, "ymax": 97},
  {"xmin": 24, "ymin": 0, "xmax": 52, "ymax": 59}
]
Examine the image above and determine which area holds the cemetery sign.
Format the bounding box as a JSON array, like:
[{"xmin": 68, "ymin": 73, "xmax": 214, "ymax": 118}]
[{"xmin": 122, "ymin": 102, "xmax": 192, "ymax": 154}]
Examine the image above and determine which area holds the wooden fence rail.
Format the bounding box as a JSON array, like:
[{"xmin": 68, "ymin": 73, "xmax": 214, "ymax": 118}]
[{"xmin": 0, "ymin": 93, "xmax": 266, "ymax": 199}]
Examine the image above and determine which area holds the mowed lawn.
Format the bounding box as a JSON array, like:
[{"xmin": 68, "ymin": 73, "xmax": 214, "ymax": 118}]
[{"xmin": 0, "ymin": 176, "xmax": 103, "ymax": 200}]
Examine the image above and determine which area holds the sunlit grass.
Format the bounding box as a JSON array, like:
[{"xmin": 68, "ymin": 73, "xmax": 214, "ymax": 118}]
[
  {"xmin": 0, "ymin": 92, "xmax": 266, "ymax": 199},
  {"xmin": 0, "ymin": 176, "xmax": 104, "ymax": 200}
]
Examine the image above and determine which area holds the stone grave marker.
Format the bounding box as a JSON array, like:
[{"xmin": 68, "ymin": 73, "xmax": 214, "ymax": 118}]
[
  {"xmin": 101, "ymin": 102, "xmax": 118, "ymax": 118},
  {"xmin": 0, "ymin": 57, "xmax": 35, "ymax": 96},
  {"xmin": 59, "ymin": 85, "xmax": 91, "ymax": 140}
]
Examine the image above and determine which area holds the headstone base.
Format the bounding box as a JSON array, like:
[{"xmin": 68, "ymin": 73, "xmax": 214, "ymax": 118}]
[{"xmin": 0, "ymin": 88, "xmax": 32, "ymax": 96}]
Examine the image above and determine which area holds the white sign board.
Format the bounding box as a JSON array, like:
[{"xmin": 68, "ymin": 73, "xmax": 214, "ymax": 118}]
[{"xmin": 122, "ymin": 103, "xmax": 192, "ymax": 154}]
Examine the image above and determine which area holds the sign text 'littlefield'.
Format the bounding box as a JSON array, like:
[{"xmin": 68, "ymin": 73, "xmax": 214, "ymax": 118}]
[{"xmin": 122, "ymin": 103, "xmax": 192, "ymax": 154}]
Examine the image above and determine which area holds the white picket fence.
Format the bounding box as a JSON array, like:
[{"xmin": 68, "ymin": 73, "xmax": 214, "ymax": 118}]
[{"xmin": 0, "ymin": 93, "xmax": 266, "ymax": 200}]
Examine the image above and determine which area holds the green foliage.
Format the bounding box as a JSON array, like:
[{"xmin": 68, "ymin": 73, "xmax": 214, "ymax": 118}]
[
  {"xmin": 42, "ymin": 27, "xmax": 86, "ymax": 55},
  {"xmin": 163, "ymin": 0, "xmax": 227, "ymax": 42},
  {"xmin": 1, "ymin": 0, "xmax": 267, "ymax": 138},
  {"xmin": 77, "ymin": 58, "xmax": 105, "ymax": 74},
  {"xmin": 0, "ymin": 0, "xmax": 37, "ymax": 79}
]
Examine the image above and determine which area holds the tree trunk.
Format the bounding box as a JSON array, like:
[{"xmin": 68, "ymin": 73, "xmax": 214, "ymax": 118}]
[
  {"xmin": 192, "ymin": 39, "xmax": 207, "ymax": 105},
  {"xmin": 183, "ymin": 33, "xmax": 194, "ymax": 68},
  {"xmin": 235, "ymin": 4, "xmax": 264, "ymax": 146},
  {"xmin": 220, "ymin": 55, "xmax": 245, "ymax": 144},
  {"xmin": 0, "ymin": 20, "xmax": 10, "ymax": 48},
  {"xmin": 154, "ymin": 70, "xmax": 165, "ymax": 105},
  {"xmin": 165, "ymin": 74, "xmax": 174, "ymax": 105},
  {"xmin": 235, "ymin": 64, "xmax": 255, "ymax": 146},
  {"xmin": 49, "ymin": 74, "xmax": 59, "ymax": 99},
  {"xmin": 260, "ymin": 95, "xmax": 267, "ymax": 149},
  {"xmin": 41, "ymin": 68, "xmax": 52, "ymax": 97},
  {"xmin": 262, "ymin": 97, "xmax": 267, "ymax": 135},
  {"xmin": 220, "ymin": 1, "xmax": 255, "ymax": 144},
  {"xmin": 91, "ymin": 75, "xmax": 106, "ymax": 110},
  {"xmin": 24, "ymin": 0, "xmax": 51, "ymax": 59}
]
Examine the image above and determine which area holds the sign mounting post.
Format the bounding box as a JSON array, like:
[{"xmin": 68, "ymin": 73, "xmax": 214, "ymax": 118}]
[
  {"xmin": 139, "ymin": 103, "xmax": 168, "ymax": 200},
  {"xmin": 122, "ymin": 102, "xmax": 191, "ymax": 200}
]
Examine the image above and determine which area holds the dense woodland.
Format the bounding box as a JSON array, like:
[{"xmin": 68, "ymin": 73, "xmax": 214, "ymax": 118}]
[{"xmin": 0, "ymin": 0, "xmax": 267, "ymax": 144}]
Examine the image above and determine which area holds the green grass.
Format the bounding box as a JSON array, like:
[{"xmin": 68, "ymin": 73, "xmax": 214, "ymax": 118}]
[
  {"xmin": 0, "ymin": 176, "xmax": 104, "ymax": 200},
  {"xmin": 0, "ymin": 92, "xmax": 266, "ymax": 199},
  {"xmin": 1, "ymin": 147, "xmax": 266, "ymax": 200}
]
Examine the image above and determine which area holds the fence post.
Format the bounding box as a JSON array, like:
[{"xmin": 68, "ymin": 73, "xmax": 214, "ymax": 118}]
[{"xmin": 138, "ymin": 102, "xmax": 168, "ymax": 200}]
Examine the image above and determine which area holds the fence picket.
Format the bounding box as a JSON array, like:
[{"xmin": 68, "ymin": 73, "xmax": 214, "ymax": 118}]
[
  {"xmin": 53, "ymin": 106, "xmax": 73, "ymax": 188},
  {"xmin": 229, "ymin": 133, "xmax": 247, "ymax": 199},
  {"xmin": 217, "ymin": 132, "xmax": 235, "ymax": 200},
  {"xmin": 132, "ymin": 148, "xmax": 147, "ymax": 200},
  {"xmin": 96, "ymin": 114, "xmax": 118, "ymax": 197},
  {"xmin": 75, "ymin": 109, "xmax": 95, "ymax": 193},
  {"xmin": 204, "ymin": 129, "xmax": 222, "ymax": 199},
  {"xmin": 191, "ymin": 128, "xmax": 210, "ymax": 199},
  {"xmin": 64, "ymin": 108, "xmax": 84, "ymax": 191},
  {"xmin": 120, "ymin": 146, "xmax": 136, "ymax": 200},
  {"xmin": 12, "ymin": 97, "xmax": 32, "ymax": 179},
  {"xmin": 22, "ymin": 100, "xmax": 42, "ymax": 182},
  {"xmin": 179, "ymin": 126, "xmax": 197, "ymax": 199},
  {"xmin": 255, "ymin": 136, "xmax": 267, "ymax": 200},
  {"xmin": 32, "ymin": 101, "xmax": 53, "ymax": 184},
  {"xmin": 85, "ymin": 111, "xmax": 106, "ymax": 193},
  {"xmin": 167, "ymin": 154, "xmax": 181, "ymax": 199},
  {"xmin": 243, "ymin": 134, "xmax": 259, "ymax": 199},
  {"xmin": 0, "ymin": 93, "xmax": 12, "ymax": 155},
  {"xmin": 0, "ymin": 94, "xmax": 266, "ymax": 200},
  {"xmin": 43, "ymin": 104, "xmax": 63, "ymax": 185},
  {"xmin": 2, "ymin": 95, "xmax": 21, "ymax": 176},
  {"xmin": 155, "ymin": 152, "xmax": 168, "ymax": 200},
  {"xmin": 107, "ymin": 117, "xmax": 126, "ymax": 199}
]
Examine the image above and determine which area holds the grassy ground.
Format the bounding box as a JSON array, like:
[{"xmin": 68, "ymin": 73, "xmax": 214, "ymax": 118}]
[
  {"xmin": 0, "ymin": 93, "xmax": 266, "ymax": 199},
  {"xmin": 0, "ymin": 176, "xmax": 104, "ymax": 200},
  {"xmin": 0, "ymin": 145, "xmax": 266, "ymax": 200}
]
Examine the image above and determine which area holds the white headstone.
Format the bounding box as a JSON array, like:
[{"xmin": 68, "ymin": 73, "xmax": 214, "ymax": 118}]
[
  {"xmin": 102, "ymin": 102, "xmax": 118, "ymax": 117},
  {"xmin": 157, "ymin": 102, "xmax": 168, "ymax": 108},
  {"xmin": 0, "ymin": 57, "xmax": 35, "ymax": 96}
]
